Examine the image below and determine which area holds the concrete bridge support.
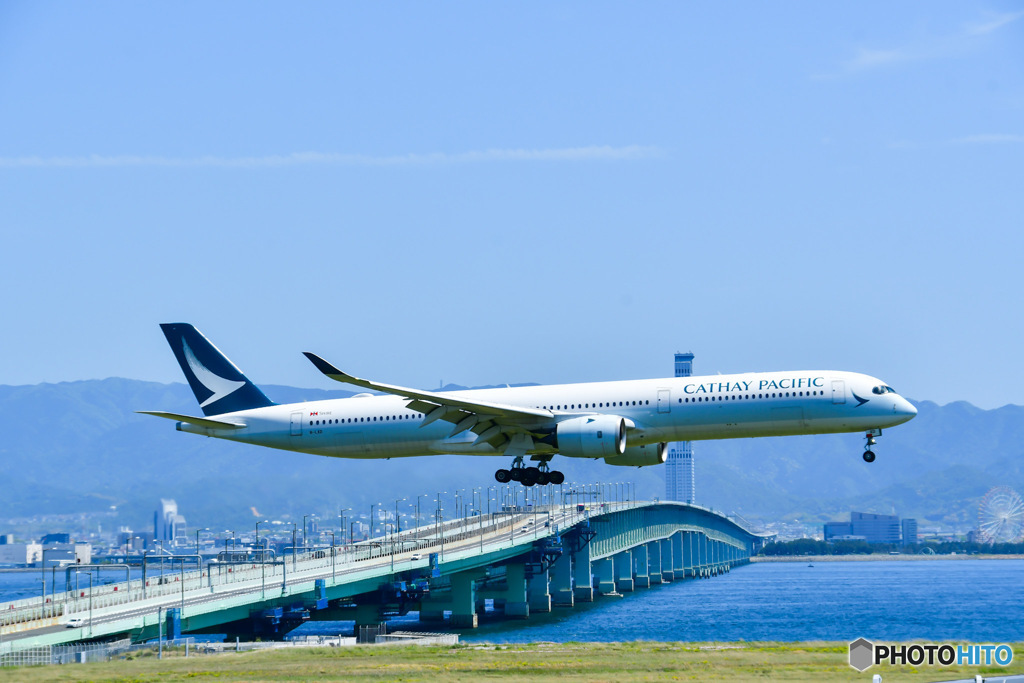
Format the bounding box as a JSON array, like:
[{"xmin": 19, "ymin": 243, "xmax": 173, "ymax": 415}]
[
  {"xmin": 573, "ymin": 542, "xmax": 593, "ymax": 602},
  {"xmin": 593, "ymin": 557, "xmax": 615, "ymax": 595},
  {"xmin": 699, "ymin": 533, "xmax": 708, "ymax": 577},
  {"xmin": 682, "ymin": 531, "xmax": 694, "ymax": 578},
  {"xmin": 633, "ymin": 544, "xmax": 650, "ymax": 588},
  {"xmin": 550, "ymin": 551, "xmax": 574, "ymax": 607},
  {"xmin": 420, "ymin": 569, "xmax": 484, "ymax": 628},
  {"xmin": 660, "ymin": 538, "xmax": 674, "ymax": 582},
  {"xmin": 672, "ymin": 532, "xmax": 684, "ymax": 578},
  {"xmin": 449, "ymin": 571, "xmax": 478, "ymax": 628},
  {"xmin": 613, "ymin": 550, "xmax": 634, "ymax": 593},
  {"xmin": 502, "ymin": 563, "xmax": 529, "ymax": 619},
  {"xmin": 528, "ymin": 568, "xmax": 551, "ymax": 613},
  {"xmin": 647, "ymin": 541, "xmax": 663, "ymax": 585},
  {"xmin": 353, "ymin": 604, "xmax": 385, "ymax": 630}
]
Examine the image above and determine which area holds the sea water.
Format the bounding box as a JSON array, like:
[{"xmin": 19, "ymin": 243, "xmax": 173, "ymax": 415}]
[{"xmin": 4, "ymin": 560, "xmax": 1021, "ymax": 642}]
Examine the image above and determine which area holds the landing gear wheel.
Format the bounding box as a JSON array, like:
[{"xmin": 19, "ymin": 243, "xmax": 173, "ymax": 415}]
[
  {"xmin": 510, "ymin": 468, "xmax": 524, "ymax": 482},
  {"xmin": 536, "ymin": 471, "xmax": 550, "ymax": 486},
  {"xmin": 495, "ymin": 469, "xmax": 511, "ymax": 483},
  {"xmin": 521, "ymin": 467, "xmax": 540, "ymax": 486},
  {"xmin": 549, "ymin": 470, "xmax": 565, "ymax": 485},
  {"xmin": 862, "ymin": 450, "xmax": 876, "ymax": 463}
]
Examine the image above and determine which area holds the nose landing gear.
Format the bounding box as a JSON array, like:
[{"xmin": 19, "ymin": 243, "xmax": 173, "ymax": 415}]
[
  {"xmin": 862, "ymin": 429, "xmax": 881, "ymax": 463},
  {"xmin": 494, "ymin": 457, "xmax": 564, "ymax": 486}
]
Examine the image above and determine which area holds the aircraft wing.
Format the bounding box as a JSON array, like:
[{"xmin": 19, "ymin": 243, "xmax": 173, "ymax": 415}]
[{"xmin": 303, "ymin": 352, "xmax": 553, "ymax": 452}]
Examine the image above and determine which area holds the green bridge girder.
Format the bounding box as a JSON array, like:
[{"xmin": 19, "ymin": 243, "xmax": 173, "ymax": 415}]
[
  {"xmin": 1, "ymin": 501, "xmax": 768, "ymax": 652},
  {"xmin": 588, "ymin": 502, "xmax": 761, "ymax": 560}
]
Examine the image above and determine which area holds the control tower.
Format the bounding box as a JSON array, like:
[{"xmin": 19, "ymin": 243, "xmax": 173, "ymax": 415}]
[{"xmin": 665, "ymin": 352, "xmax": 695, "ymax": 503}]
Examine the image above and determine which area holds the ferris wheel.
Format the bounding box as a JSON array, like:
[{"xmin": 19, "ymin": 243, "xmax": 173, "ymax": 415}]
[{"xmin": 978, "ymin": 486, "xmax": 1024, "ymax": 544}]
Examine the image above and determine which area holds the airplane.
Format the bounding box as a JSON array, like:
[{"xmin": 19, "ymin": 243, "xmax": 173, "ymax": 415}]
[{"xmin": 140, "ymin": 323, "xmax": 918, "ymax": 486}]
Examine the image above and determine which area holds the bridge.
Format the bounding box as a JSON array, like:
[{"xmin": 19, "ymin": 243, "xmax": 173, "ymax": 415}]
[{"xmin": 1, "ymin": 500, "xmax": 769, "ymax": 654}]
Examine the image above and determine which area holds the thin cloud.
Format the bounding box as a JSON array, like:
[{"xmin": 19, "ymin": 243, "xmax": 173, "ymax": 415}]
[
  {"xmin": 889, "ymin": 134, "xmax": 1024, "ymax": 149},
  {"xmin": 966, "ymin": 10, "xmax": 1024, "ymax": 36},
  {"xmin": 822, "ymin": 10, "xmax": 1021, "ymax": 78},
  {"xmin": 844, "ymin": 48, "xmax": 914, "ymax": 73},
  {"xmin": 0, "ymin": 146, "xmax": 664, "ymax": 169},
  {"xmin": 952, "ymin": 134, "xmax": 1024, "ymax": 145}
]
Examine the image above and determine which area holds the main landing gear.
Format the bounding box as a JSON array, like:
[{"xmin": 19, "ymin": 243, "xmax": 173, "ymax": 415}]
[
  {"xmin": 862, "ymin": 428, "xmax": 881, "ymax": 463},
  {"xmin": 494, "ymin": 457, "xmax": 565, "ymax": 487}
]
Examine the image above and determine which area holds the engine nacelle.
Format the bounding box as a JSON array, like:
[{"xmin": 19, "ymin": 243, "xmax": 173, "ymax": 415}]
[
  {"xmin": 603, "ymin": 442, "xmax": 667, "ymax": 467},
  {"xmin": 555, "ymin": 415, "xmax": 626, "ymax": 458}
]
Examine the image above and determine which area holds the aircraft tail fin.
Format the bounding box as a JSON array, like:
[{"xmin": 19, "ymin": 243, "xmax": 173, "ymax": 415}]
[{"xmin": 160, "ymin": 323, "xmax": 275, "ymax": 416}]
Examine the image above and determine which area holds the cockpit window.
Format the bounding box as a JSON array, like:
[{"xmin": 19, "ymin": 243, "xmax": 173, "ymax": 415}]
[{"xmin": 872, "ymin": 385, "xmax": 896, "ymax": 395}]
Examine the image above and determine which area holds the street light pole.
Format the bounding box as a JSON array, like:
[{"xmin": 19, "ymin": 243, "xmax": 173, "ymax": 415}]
[
  {"xmin": 339, "ymin": 508, "xmax": 351, "ymax": 545},
  {"xmin": 395, "ymin": 498, "xmax": 406, "ymax": 534},
  {"xmin": 74, "ymin": 571, "xmax": 93, "ymax": 637},
  {"xmin": 326, "ymin": 531, "xmax": 336, "ymax": 582}
]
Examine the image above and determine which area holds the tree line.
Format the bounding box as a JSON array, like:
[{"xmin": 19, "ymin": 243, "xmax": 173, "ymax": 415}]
[{"xmin": 758, "ymin": 539, "xmax": 1024, "ymax": 556}]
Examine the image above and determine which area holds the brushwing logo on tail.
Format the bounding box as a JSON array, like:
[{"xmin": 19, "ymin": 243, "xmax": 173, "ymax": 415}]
[{"xmin": 182, "ymin": 339, "xmax": 245, "ymax": 408}]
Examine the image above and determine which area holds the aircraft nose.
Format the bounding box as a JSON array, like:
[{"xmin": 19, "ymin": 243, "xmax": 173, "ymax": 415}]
[{"xmin": 894, "ymin": 397, "xmax": 917, "ymax": 422}]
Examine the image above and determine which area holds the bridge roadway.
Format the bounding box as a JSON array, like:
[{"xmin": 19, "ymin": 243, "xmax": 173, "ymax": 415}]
[{"xmin": 0, "ymin": 501, "xmax": 768, "ymax": 651}]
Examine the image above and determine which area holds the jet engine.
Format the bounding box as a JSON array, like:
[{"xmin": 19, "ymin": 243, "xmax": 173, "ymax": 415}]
[
  {"xmin": 555, "ymin": 415, "xmax": 627, "ymax": 458},
  {"xmin": 603, "ymin": 442, "xmax": 667, "ymax": 467}
]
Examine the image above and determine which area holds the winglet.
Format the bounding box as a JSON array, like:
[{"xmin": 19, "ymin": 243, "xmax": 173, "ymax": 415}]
[{"xmin": 303, "ymin": 351, "xmax": 346, "ymax": 378}]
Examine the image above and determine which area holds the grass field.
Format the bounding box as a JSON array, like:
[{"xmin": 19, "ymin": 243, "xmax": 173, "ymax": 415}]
[{"xmin": 3, "ymin": 642, "xmax": 1021, "ymax": 682}]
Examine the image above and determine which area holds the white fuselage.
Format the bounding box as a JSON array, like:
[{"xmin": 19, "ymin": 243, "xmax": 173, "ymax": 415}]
[{"xmin": 176, "ymin": 370, "xmax": 917, "ymax": 461}]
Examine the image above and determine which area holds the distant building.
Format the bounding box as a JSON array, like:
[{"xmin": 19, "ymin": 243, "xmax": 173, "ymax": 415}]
[
  {"xmin": 155, "ymin": 499, "xmax": 187, "ymax": 543},
  {"xmin": 41, "ymin": 533, "xmax": 71, "ymax": 545},
  {"xmin": 665, "ymin": 352, "xmax": 695, "ymax": 504},
  {"xmin": 40, "ymin": 543, "xmax": 91, "ymax": 567},
  {"xmin": 0, "ymin": 534, "xmax": 13, "ymax": 545},
  {"xmin": 901, "ymin": 518, "xmax": 918, "ymax": 546},
  {"xmin": 119, "ymin": 531, "xmax": 152, "ymax": 551},
  {"xmin": 0, "ymin": 543, "xmax": 42, "ymax": 566},
  {"xmin": 824, "ymin": 511, "xmax": 903, "ymax": 544},
  {"xmin": 823, "ymin": 521, "xmax": 854, "ymax": 540}
]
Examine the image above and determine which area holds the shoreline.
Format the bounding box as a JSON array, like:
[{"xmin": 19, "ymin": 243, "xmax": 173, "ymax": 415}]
[{"xmin": 751, "ymin": 554, "xmax": 1024, "ymax": 562}]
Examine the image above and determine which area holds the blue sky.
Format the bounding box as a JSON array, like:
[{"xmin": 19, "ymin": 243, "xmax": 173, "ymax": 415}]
[{"xmin": 0, "ymin": 2, "xmax": 1021, "ymax": 408}]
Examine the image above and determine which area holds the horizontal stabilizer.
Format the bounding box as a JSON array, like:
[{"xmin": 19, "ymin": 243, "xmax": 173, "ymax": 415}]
[{"xmin": 137, "ymin": 411, "xmax": 246, "ymax": 430}]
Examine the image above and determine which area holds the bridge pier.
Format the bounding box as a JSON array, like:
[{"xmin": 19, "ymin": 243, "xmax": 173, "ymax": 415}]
[
  {"xmin": 353, "ymin": 604, "xmax": 385, "ymax": 630},
  {"xmin": 648, "ymin": 541, "xmax": 663, "ymax": 585},
  {"xmin": 593, "ymin": 557, "xmax": 616, "ymax": 595},
  {"xmin": 528, "ymin": 568, "xmax": 551, "ymax": 613},
  {"xmin": 682, "ymin": 531, "xmax": 694, "ymax": 577},
  {"xmin": 698, "ymin": 533, "xmax": 708, "ymax": 577},
  {"xmin": 550, "ymin": 552, "xmax": 574, "ymax": 607},
  {"xmin": 419, "ymin": 569, "xmax": 484, "ymax": 628},
  {"xmin": 660, "ymin": 538, "xmax": 674, "ymax": 582},
  {"xmin": 672, "ymin": 531, "xmax": 685, "ymax": 578},
  {"xmin": 633, "ymin": 545, "xmax": 650, "ymax": 588},
  {"xmin": 502, "ymin": 563, "xmax": 529, "ymax": 619},
  {"xmin": 573, "ymin": 541, "xmax": 593, "ymax": 603},
  {"xmin": 449, "ymin": 571, "xmax": 478, "ymax": 628},
  {"xmin": 613, "ymin": 550, "xmax": 634, "ymax": 592}
]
